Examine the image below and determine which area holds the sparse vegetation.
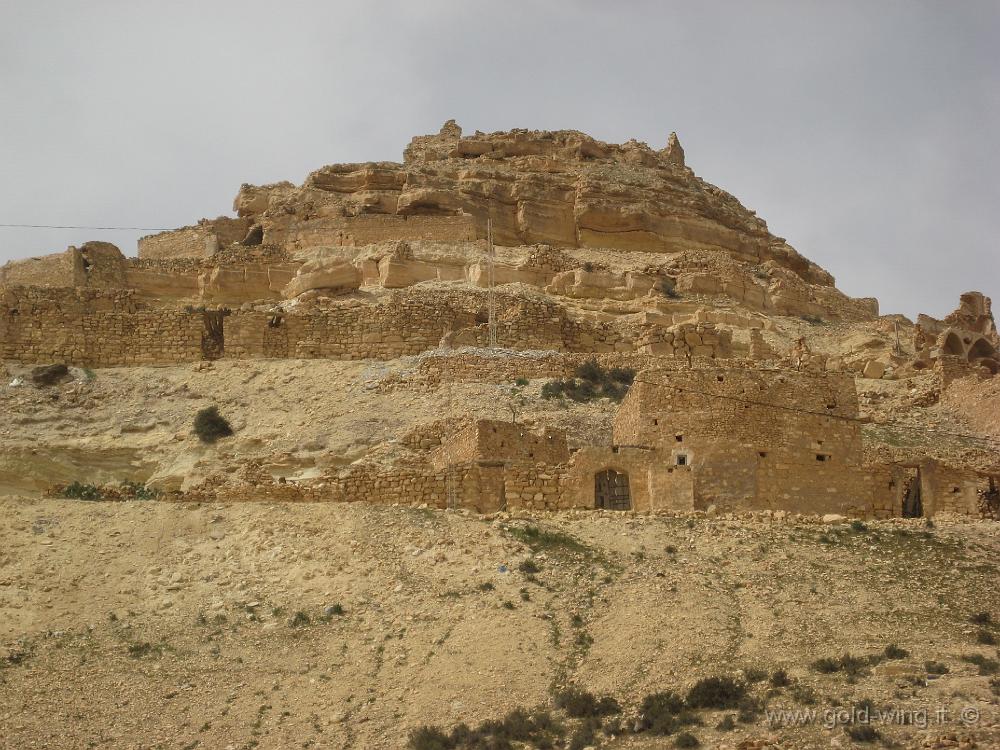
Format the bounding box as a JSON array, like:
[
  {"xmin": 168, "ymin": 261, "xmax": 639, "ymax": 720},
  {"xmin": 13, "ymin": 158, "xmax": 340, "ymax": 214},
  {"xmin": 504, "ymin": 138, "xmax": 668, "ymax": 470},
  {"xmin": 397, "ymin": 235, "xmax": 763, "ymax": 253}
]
[
  {"xmin": 846, "ymin": 724, "xmax": 880, "ymax": 743},
  {"xmin": 811, "ymin": 652, "xmax": 877, "ymax": 678},
  {"xmin": 716, "ymin": 714, "xmax": 736, "ymax": 731},
  {"xmin": 193, "ymin": 406, "xmax": 233, "ymax": 443},
  {"xmin": 636, "ymin": 691, "xmax": 700, "ymax": 735},
  {"xmin": 924, "ymin": 660, "xmax": 949, "ymax": 675},
  {"xmin": 975, "ymin": 629, "xmax": 997, "ymax": 645},
  {"xmin": 883, "ymin": 643, "xmax": 909, "ymax": 660},
  {"xmin": 554, "ymin": 686, "xmax": 621, "ymax": 718},
  {"xmin": 769, "ymin": 668, "xmax": 791, "ymax": 687},
  {"xmin": 289, "ymin": 611, "xmax": 310, "ymax": 627},
  {"xmin": 674, "ymin": 731, "xmax": 700, "ymax": 748},
  {"xmin": 540, "ymin": 360, "xmax": 635, "ymax": 403},
  {"xmin": 655, "ymin": 277, "xmax": 680, "ymax": 299},
  {"xmin": 61, "ymin": 482, "xmax": 103, "ymax": 501},
  {"xmin": 505, "ymin": 524, "xmax": 590, "ymax": 557},
  {"xmin": 120, "ymin": 481, "xmax": 160, "ymax": 500},
  {"xmin": 970, "ymin": 611, "xmax": 993, "ymax": 626},
  {"xmin": 685, "ymin": 676, "xmax": 746, "ymax": 709},
  {"xmin": 800, "ymin": 314, "xmax": 825, "ymax": 325},
  {"xmin": 518, "ymin": 558, "xmax": 541, "ymax": 575},
  {"xmin": 960, "ymin": 653, "xmax": 999, "ymax": 675},
  {"xmin": 407, "ymin": 708, "xmax": 565, "ymax": 750}
]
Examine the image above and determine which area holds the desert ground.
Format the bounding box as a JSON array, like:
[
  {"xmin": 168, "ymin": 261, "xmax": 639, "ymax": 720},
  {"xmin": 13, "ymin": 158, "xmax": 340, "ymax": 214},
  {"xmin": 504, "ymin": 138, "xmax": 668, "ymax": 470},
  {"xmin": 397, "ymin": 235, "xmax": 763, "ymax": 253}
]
[{"xmin": 1, "ymin": 499, "xmax": 997, "ymax": 749}]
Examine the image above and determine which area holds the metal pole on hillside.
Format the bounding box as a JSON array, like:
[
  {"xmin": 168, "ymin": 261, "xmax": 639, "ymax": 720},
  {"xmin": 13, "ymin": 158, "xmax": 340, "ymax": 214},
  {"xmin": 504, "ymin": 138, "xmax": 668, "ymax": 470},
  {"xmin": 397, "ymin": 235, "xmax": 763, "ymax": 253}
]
[{"xmin": 486, "ymin": 218, "xmax": 497, "ymax": 348}]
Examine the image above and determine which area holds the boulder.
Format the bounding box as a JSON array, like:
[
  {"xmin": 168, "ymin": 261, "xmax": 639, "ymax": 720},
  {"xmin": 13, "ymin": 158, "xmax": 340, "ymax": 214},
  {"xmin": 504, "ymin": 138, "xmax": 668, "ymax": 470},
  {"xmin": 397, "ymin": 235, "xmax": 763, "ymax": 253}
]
[
  {"xmin": 31, "ymin": 364, "xmax": 70, "ymax": 387},
  {"xmin": 283, "ymin": 258, "xmax": 361, "ymax": 298},
  {"xmin": 863, "ymin": 360, "xmax": 886, "ymax": 379}
]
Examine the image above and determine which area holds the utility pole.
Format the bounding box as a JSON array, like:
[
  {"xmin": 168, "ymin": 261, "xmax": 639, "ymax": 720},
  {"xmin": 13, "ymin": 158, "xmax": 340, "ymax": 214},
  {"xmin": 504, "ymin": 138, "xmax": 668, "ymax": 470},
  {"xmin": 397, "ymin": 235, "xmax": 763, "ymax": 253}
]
[{"xmin": 486, "ymin": 217, "xmax": 497, "ymax": 348}]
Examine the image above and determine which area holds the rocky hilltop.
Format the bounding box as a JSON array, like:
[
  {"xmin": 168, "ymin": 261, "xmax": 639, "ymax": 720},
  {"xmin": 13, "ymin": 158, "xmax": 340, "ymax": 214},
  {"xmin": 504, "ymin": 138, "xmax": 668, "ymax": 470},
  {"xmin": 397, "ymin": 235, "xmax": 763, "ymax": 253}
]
[
  {"xmin": 1, "ymin": 123, "xmax": 999, "ymax": 750},
  {"xmin": 0, "ymin": 121, "xmax": 997, "ymax": 509}
]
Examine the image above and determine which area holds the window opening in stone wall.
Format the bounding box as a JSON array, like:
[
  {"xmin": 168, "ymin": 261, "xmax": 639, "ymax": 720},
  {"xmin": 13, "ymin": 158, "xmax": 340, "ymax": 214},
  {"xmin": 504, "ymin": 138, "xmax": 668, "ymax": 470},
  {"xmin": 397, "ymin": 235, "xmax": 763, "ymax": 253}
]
[
  {"xmin": 758, "ymin": 451, "xmax": 767, "ymax": 458},
  {"xmin": 816, "ymin": 453, "xmax": 830, "ymax": 462},
  {"xmin": 675, "ymin": 434, "xmax": 683, "ymax": 442},
  {"xmin": 594, "ymin": 469, "xmax": 631, "ymax": 511},
  {"xmin": 676, "ymin": 454, "xmax": 688, "ymax": 466}
]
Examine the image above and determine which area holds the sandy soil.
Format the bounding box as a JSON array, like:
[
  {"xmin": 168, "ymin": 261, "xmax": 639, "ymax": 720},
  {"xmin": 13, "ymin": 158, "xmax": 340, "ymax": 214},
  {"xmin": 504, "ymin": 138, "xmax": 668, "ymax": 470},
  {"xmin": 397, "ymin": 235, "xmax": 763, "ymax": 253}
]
[{"xmin": 1, "ymin": 499, "xmax": 997, "ymax": 749}]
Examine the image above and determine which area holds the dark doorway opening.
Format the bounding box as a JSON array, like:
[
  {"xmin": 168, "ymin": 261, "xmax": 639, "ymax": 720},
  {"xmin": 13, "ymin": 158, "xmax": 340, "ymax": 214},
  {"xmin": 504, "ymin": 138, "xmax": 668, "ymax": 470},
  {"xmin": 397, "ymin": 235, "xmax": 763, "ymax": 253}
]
[
  {"xmin": 201, "ymin": 311, "xmax": 225, "ymax": 360},
  {"xmin": 595, "ymin": 469, "xmax": 631, "ymax": 511},
  {"xmin": 901, "ymin": 470, "xmax": 922, "ymax": 518}
]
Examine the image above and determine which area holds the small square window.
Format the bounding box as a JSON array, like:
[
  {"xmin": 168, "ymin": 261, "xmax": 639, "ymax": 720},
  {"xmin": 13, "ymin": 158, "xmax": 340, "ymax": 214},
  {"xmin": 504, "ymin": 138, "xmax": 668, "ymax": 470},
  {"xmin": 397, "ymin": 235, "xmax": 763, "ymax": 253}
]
[
  {"xmin": 816, "ymin": 454, "xmax": 829, "ymax": 462},
  {"xmin": 758, "ymin": 451, "xmax": 767, "ymax": 458},
  {"xmin": 675, "ymin": 434, "xmax": 683, "ymax": 442},
  {"xmin": 676, "ymin": 454, "xmax": 688, "ymax": 466}
]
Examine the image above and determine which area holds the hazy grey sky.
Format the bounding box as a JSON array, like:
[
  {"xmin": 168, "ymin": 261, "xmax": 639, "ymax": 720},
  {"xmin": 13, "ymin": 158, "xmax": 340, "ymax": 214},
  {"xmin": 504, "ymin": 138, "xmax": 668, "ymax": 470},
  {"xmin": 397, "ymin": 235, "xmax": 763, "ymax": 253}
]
[{"xmin": 1, "ymin": 1, "xmax": 996, "ymax": 319}]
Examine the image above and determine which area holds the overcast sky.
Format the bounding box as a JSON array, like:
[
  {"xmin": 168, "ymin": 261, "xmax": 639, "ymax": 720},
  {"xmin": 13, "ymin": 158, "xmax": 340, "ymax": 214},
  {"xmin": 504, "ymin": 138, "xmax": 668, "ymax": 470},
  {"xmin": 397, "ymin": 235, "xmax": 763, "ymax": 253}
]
[{"xmin": 0, "ymin": 1, "xmax": 996, "ymax": 319}]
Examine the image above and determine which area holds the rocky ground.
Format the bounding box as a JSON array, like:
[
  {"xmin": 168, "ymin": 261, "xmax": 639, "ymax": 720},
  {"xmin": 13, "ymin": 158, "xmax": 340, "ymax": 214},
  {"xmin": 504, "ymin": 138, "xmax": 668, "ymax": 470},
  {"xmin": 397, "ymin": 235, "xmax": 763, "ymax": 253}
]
[{"xmin": 1, "ymin": 499, "xmax": 998, "ymax": 749}]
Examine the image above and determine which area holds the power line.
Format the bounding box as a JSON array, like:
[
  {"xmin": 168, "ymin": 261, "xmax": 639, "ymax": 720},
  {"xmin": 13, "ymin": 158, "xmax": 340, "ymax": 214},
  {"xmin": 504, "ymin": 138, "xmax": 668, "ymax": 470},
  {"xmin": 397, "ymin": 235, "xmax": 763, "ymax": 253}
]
[{"xmin": 0, "ymin": 223, "xmax": 172, "ymax": 231}]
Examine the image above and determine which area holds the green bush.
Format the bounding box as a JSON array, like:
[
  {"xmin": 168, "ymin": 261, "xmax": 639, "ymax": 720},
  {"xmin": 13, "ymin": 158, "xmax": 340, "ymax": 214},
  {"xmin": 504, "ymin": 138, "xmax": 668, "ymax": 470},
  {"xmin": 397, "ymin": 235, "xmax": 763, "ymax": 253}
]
[
  {"xmin": 811, "ymin": 653, "xmax": 874, "ymax": 678},
  {"xmin": 407, "ymin": 726, "xmax": 452, "ymax": 750},
  {"xmin": 960, "ymin": 654, "xmax": 999, "ymax": 675},
  {"xmin": 636, "ymin": 691, "xmax": 691, "ymax": 734},
  {"xmin": 120, "ymin": 481, "xmax": 160, "ymax": 501},
  {"xmin": 685, "ymin": 676, "xmax": 746, "ymax": 709},
  {"xmin": 193, "ymin": 406, "xmax": 233, "ymax": 443},
  {"xmin": 716, "ymin": 714, "xmax": 736, "ymax": 731},
  {"xmin": 924, "ymin": 660, "xmax": 949, "ymax": 675},
  {"xmin": 970, "ymin": 611, "xmax": 992, "ymax": 626},
  {"xmin": 541, "ymin": 360, "xmax": 636, "ymax": 404},
  {"xmin": 62, "ymin": 482, "xmax": 103, "ymax": 501},
  {"xmin": 554, "ymin": 686, "xmax": 621, "ymax": 718},
  {"xmin": 976, "ymin": 630, "xmax": 997, "ymax": 645},
  {"xmin": 884, "ymin": 643, "xmax": 909, "ymax": 660},
  {"xmin": 655, "ymin": 277, "xmax": 680, "ymax": 299},
  {"xmin": 845, "ymin": 725, "xmax": 880, "ymax": 743},
  {"xmin": 518, "ymin": 558, "xmax": 541, "ymax": 575},
  {"xmin": 674, "ymin": 732, "xmax": 700, "ymax": 748},
  {"xmin": 769, "ymin": 668, "xmax": 791, "ymax": 687}
]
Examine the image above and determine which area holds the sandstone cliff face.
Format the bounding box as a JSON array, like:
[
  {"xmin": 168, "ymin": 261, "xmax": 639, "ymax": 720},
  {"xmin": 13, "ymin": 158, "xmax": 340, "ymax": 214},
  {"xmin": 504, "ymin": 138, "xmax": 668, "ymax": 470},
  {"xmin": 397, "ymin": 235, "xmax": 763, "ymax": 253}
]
[{"xmin": 227, "ymin": 121, "xmax": 834, "ymax": 287}]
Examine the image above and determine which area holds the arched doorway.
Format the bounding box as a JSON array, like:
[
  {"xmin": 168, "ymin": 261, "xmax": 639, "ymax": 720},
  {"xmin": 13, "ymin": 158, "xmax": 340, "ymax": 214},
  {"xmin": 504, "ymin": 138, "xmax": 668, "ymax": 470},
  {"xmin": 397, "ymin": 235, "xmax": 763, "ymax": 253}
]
[
  {"xmin": 942, "ymin": 331, "xmax": 964, "ymax": 356},
  {"xmin": 595, "ymin": 469, "xmax": 631, "ymax": 510}
]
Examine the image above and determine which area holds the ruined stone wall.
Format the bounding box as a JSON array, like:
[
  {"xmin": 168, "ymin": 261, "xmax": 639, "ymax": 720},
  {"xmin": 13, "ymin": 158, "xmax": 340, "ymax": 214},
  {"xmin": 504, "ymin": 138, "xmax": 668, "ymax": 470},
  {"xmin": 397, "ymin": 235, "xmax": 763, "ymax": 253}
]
[
  {"xmin": 0, "ymin": 287, "xmax": 208, "ymax": 365},
  {"xmin": 432, "ymin": 420, "xmax": 569, "ymax": 468},
  {"xmin": 921, "ymin": 461, "xmax": 990, "ymax": 516},
  {"xmin": 0, "ymin": 248, "xmax": 82, "ymax": 288},
  {"xmin": 612, "ymin": 367, "xmax": 878, "ymax": 510},
  {"xmin": 138, "ymin": 227, "xmax": 218, "ymax": 260}
]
